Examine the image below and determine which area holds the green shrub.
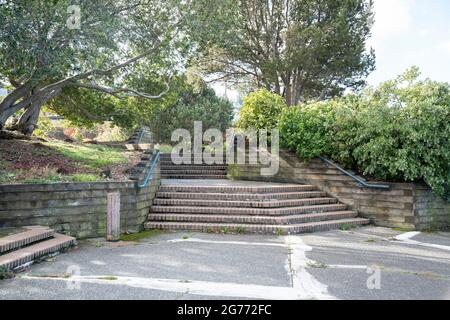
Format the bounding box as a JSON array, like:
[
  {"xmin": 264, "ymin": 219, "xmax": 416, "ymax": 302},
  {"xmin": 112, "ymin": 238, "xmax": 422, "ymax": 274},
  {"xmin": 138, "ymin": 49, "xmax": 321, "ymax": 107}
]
[
  {"xmin": 279, "ymin": 101, "xmax": 339, "ymax": 160},
  {"xmin": 149, "ymin": 87, "xmax": 233, "ymax": 143},
  {"xmin": 346, "ymin": 70, "xmax": 450, "ymax": 198},
  {"xmin": 237, "ymin": 89, "xmax": 286, "ymax": 130},
  {"xmin": 279, "ymin": 68, "xmax": 450, "ymax": 199}
]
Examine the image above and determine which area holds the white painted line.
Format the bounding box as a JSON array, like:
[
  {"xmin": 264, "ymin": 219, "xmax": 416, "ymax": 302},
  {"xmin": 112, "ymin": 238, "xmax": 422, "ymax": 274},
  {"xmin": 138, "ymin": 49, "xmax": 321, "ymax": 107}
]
[
  {"xmin": 326, "ymin": 265, "xmax": 367, "ymax": 269},
  {"xmin": 393, "ymin": 232, "xmax": 450, "ymax": 252},
  {"xmin": 284, "ymin": 236, "xmax": 336, "ymax": 300},
  {"xmin": 22, "ymin": 275, "xmax": 319, "ymax": 300},
  {"xmin": 394, "ymin": 231, "xmax": 421, "ymax": 241},
  {"xmin": 168, "ymin": 238, "xmax": 286, "ymax": 247}
]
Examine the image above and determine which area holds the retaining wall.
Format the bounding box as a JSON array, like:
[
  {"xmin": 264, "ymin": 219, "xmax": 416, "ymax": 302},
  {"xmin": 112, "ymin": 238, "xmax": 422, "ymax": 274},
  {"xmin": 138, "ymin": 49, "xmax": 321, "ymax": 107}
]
[
  {"xmin": 0, "ymin": 165, "xmax": 160, "ymax": 239},
  {"xmin": 228, "ymin": 150, "xmax": 450, "ymax": 230}
]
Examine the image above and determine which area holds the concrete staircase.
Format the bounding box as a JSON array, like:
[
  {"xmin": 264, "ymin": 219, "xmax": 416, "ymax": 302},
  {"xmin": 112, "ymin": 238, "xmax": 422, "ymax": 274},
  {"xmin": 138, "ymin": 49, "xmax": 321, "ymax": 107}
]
[
  {"xmin": 0, "ymin": 226, "xmax": 76, "ymax": 271},
  {"xmin": 145, "ymin": 181, "xmax": 370, "ymax": 234},
  {"xmin": 125, "ymin": 127, "xmax": 153, "ymax": 151},
  {"xmin": 160, "ymin": 153, "xmax": 227, "ymax": 179},
  {"xmin": 127, "ymin": 127, "xmax": 153, "ymax": 145}
]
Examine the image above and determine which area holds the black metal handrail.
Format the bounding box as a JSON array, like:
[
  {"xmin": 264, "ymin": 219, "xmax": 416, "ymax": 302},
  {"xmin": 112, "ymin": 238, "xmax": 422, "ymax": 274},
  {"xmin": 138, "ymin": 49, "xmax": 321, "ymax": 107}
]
[{"xmin": 318, "ymin": 156, "xmax": 390, "ymax": 190}]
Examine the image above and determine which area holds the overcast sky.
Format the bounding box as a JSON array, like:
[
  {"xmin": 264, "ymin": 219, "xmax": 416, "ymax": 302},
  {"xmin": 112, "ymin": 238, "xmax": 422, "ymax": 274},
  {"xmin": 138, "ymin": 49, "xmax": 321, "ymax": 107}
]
[
  {"xmin": 215, "ymin": 0, "xmax": 450, "ymax": 103},
  {"xmin": 367, "ymin": 0, "xmax": 450, "ymax": 85}
]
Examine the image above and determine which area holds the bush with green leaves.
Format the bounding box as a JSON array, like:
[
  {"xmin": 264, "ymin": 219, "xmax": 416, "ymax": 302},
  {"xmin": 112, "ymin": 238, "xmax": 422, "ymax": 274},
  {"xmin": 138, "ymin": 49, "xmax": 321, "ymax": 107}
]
[
  {"xmin": 279, "ymin": 100, "xmax": 339, "ymax": 160},
  {"xmin": 237, "ymin": 89, "xmax": 286, "ymax": 130},
  {"xmin": 279, "ymin": 68, "xmax": 450, "ymax": 199},
  {"xmin": 148, "ymin": 86, "xmax": 234, "ymax": 143}
]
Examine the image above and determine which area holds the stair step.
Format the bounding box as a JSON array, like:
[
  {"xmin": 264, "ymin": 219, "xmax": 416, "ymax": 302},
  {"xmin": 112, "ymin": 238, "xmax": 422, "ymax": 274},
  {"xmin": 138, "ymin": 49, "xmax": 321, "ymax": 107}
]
[
  {"xmin": 160, "ymin": 165, "xmax": 228, "ymax": 170},
  {"xmin": 160, "ymin": 162, "xmax": 227, "ymax": 167},
  {"xmin": 0, "ymin": 226, "xmax": 54, "ymax": 254},
  {"xmin": 160, "ymin": 153, "xmax": 221, "ymax": 158},
  {"xmin": 145, "ymin": 218, "xmax": 370, "ymax": 235},
  {"xmin": 147, "ymin": 211, "xmax": 358, "ymax": 225},
  {"xmin": 159, "ymin": 184, "xmax": 317, "ymax": 194},
  {"xmin": 161, "ymin": 170, "xmax": 227, "ymax": 175},
  {"xmin": 156, "ymin": 191, "xmax": 327, "ymax": 200},
  {"xmin": 151, "ymin": 203, "xmax": 347, "ymax": 216},
  {"xmin": 125, "ymin": 144, "xmax": 153, "ymax": 151},
  {"xmin": 161, "ymin": 175, "xmax": 228, "ymax": 179},
  {"xmin": 153, "ymin": 197, "xmax": 337, "ymax": 208},
  {"xmin": 0, "ymin": 233, "xmax": 76, "ymax": 271}
]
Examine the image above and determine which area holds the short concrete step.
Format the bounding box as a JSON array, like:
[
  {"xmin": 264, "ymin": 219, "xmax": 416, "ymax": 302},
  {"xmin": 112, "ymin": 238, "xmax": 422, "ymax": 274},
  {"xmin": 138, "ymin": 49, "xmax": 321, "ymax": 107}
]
[
  {"xmin": 145, "ymin": 218, "xmax": 370, "ymax": 235},
  {"xmin": 161, "ymin": 175, "xmax": 228, "ymax": 179},
  {"xmin": 159, "ymin": 184, "xmax": 318, "ymax": 194},
  {"xmin": 153, "ymin": 197, "xmax": 338, "ymax": 208},
  {"xmin": 0, "ymin": 233, "xmax": 76, "ymax": 271},
  {"xmin": 288, "ymin": 218, "xmax": 370, "ymax": 234},
  {"xmin": 0, "ymin": 226, "xmax": 54, "ymax": 254},
  {"xmin": 156, "ymin": 191, "xmax": 327, "ymax": 201},
  {"xmin": 151, "ymin": 203, "xmax": 347, "ymax": 216},
  {"xmin": 147, "ymin": 211, "xmax": 358, "ymax": 225}
]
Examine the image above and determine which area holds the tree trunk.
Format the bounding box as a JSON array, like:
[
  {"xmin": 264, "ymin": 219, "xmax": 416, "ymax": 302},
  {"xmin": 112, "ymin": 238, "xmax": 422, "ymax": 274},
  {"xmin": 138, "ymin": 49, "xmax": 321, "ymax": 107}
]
[
  {"xmin": 0, "ymin": 85, "xmax": 31, "ymax": 129},
  {"xmin": 15, "ymin": 100, "xmax": 43, "ymax": 136},
  {"xmin": 284, "ymin": 83, "xmax": 292, "ymax": 106},
  {"xmin": 1, "ymin": 84, "xmax": 61, "ymax": 136},
  {"xmin": 291, "ymin": 84, "xmax": 300, "ymax": 106}
]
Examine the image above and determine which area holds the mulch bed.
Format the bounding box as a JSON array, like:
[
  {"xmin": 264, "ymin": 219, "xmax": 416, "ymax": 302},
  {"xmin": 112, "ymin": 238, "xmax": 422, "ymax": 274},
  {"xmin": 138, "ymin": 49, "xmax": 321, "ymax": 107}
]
[{"xmin": 0, "ymin": 139, "xmax": 79, "ymax": 174}]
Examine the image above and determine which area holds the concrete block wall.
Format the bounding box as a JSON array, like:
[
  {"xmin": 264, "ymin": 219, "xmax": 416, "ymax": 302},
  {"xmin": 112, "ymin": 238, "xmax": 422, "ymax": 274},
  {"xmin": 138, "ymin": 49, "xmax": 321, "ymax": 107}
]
[
  {"xmin": 228, "ymin": 150, "xmax": 450, "ymax": 230},
  {"xmin": 0, "ymin": 164, "xmax": 160, "ymax": 239}
]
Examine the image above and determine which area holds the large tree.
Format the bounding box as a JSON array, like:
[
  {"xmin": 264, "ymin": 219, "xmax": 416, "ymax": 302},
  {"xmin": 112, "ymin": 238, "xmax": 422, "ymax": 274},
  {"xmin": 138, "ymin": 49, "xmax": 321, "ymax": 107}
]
[
  {"xmin": 0, "ymin": 0, "xmax": 189, "ymax": 135},
  {"xmin": 192, "ymin": 0, "xmax": 375, "ymax": 105}
]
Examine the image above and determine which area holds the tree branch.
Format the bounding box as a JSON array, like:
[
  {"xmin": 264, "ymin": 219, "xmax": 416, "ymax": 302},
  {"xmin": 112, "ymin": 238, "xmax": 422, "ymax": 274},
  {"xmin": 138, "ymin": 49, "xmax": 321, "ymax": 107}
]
[{"xmin": 70, "ymin": 80, "xmax": 170, "ymax": 100}]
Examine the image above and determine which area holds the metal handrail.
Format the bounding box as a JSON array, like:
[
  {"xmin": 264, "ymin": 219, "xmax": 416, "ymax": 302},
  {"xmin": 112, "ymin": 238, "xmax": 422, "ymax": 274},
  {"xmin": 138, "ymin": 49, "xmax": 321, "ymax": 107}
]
[
  {"xmin": 318, "ymin": 156, "xmax": 390, "ymax": 190},
  {"xmin": 138, "ymin": 151, "xmax": 160, "ymax": 188},
  {"xmin": 136, "ymin": 129, "xmax": 145, "ymax": 144}
]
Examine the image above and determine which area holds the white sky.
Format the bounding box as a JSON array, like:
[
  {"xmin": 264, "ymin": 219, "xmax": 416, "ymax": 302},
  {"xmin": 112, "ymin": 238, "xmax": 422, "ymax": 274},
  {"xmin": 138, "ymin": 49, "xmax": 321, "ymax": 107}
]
[{"xmin": 367, "ymin": 0, "xmax": 450, "ymax": 85}]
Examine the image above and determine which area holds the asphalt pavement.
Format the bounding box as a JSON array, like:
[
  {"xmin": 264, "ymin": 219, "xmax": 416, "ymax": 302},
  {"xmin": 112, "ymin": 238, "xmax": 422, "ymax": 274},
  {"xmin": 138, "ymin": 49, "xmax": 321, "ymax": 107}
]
[{"xmin": 1, "ymin": 226, "xmax": 449, "ymax": 300}]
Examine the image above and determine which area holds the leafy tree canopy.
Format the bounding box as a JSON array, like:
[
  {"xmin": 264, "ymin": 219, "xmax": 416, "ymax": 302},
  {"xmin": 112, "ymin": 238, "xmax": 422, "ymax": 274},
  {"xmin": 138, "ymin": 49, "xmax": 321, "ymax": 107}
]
[
  {"xmin": 190, "ymin": 0, "xmax": 375, "ymax": 105},
  {"xmin": 0, "ymin": 0, "xmax": 192, "ymax": 134},
  {"xmin": 148, "ymin": 80, "xmax": 235, "ymax": 143}
]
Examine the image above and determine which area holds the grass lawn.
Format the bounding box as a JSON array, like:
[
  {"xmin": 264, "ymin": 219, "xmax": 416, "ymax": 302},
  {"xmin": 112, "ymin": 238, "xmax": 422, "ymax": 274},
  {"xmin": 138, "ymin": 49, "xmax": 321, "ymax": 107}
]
[
  {"xmin": 154, "ymin": 143, "xmax": 172, "ymax": 153},
  {"xmin": 0, "ymin": 139, "xmax": 140, "ymax": 184},
  {"xmin": 48, "ymin": 141, "xmax": 127, "ymax": 169}
]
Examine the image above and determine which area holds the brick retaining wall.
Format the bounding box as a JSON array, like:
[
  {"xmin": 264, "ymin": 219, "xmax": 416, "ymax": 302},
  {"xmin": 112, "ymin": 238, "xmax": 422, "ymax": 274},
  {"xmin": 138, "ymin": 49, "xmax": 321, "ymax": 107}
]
[
  {"xmin": 228, "ymin": 150, "xmax": 450, "ymax": 230},
  {"xmin": 0, "ymin": 164, "xmax": 160, "ymax": 239}
]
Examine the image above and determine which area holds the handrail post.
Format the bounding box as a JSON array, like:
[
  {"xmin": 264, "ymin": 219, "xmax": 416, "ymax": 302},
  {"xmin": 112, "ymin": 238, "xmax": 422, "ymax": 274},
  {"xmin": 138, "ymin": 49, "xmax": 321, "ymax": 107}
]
[{"xmin": 107, "ymin": 192, "xmax": 121, "ymax": 241}]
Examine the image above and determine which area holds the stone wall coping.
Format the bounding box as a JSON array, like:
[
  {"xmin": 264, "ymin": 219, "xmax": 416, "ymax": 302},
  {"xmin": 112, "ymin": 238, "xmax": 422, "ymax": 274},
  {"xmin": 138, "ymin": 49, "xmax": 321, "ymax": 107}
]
[
  {"xmin": 0, "ymin": 181, "xmax": 137, "ymax": 193},
  {"xmin": 244, "ymin": 148, "xmax": 433, "ymax": 191}
]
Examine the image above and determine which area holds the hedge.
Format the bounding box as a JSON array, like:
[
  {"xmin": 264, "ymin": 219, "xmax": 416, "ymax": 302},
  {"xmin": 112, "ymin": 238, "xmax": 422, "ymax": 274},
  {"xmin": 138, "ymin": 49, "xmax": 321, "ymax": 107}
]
[{"xmin": 278, "ymin": 68, "xmax": 450, "ymax": 199}]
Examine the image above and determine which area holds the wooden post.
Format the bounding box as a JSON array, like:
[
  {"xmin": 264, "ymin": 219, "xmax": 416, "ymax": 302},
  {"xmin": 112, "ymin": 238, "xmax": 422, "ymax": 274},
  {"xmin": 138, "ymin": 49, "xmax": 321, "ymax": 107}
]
[{"xmin": 107, "ymin": 192, "xmax": 121, "ymax": 241}]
